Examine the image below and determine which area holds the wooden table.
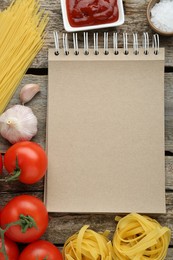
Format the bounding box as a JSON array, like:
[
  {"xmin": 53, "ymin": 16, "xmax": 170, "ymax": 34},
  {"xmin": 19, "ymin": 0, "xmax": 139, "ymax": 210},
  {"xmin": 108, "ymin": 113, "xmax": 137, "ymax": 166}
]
[{"xmin": 0, "ymin": 0, "xmax": 173, "ymax": 258}]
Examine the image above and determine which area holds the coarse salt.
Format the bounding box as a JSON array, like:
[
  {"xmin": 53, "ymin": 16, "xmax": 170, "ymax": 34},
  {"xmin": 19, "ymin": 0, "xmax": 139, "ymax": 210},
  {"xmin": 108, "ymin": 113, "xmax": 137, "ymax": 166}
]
[{"xmin": 151, "ymin": 0, "xmax": 173, "ymax": 32}]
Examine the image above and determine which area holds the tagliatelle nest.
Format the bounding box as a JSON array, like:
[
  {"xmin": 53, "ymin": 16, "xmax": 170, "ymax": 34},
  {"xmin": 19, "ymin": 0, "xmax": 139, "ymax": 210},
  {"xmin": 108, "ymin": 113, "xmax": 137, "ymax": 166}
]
[
  {"xmin": 113, "ymin": 213, "xmax": 171, "ymax": 260},
  {"xmin": 62, "ymin": 225, "xmax": 115, "ymax": 260}
]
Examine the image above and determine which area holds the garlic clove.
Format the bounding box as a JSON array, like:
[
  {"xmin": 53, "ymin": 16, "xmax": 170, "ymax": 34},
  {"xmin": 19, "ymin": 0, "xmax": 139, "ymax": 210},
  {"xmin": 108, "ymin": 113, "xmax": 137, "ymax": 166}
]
[
  {"xmin": 0, "ymin": 105, "xmax": 37, "ymax": 144},
  {"xmin": 19, "ymin": 84, "xmax": 40, "ymax": 104}
]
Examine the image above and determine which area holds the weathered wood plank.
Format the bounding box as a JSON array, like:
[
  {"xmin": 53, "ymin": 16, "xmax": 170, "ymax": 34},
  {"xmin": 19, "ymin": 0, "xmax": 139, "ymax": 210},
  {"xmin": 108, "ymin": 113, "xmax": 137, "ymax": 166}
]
[
  {"xmin": 0, "ymin": 155, "xmax": 172, "ymax": 193},
  {"xmin": 0, "ymin": 191, "xmax": 173, "ymax": 244},
  {"xmin": 165, "ymin": 248, "xmax": 173, "ymax": 260},
  {"xmin": 0, "ymin": 192, "xmax": 43, "ymax": 208},
  {"xmin": 1, "ymin": 0, "xmax": 173, "ymax": 257},
  {"xmin": 166, "ymin": 157, "xmax": 173, "ymax": 191},
  {"xmin": 0, "ymin": 75, "xmax": 48, "ymax": 151},
  {"xmin": 0, "ymin": 177, "xmax": 44, "ymax": 192},
  {"xmin": 43, "ymin": 193, "xmax": 173, "ymax": 246},
  {"xmin": 1, "ymin": 0, "xmax": 173, "ymax": 68},
  {"xmin": 165, "ymin": 74, "xmax": 173, "ymax": 117},
  {"xmin": 0, "ymin": 73, "xmax": 173, "ymax": 193},
  {"xmin": 1, "ymin": 72, "xmax": 173, "ymax": 152},
  {"xmin": 45, "ymin": 212, "xmax": 173, "ymax": 244},
  {"xmin": 9, "ymin": 245, "xmax": 173, "ymax": 259},
  {"xmin": 58, "ymin": 248, "xmax": 173, "ymax": 260},
  {"xmin": 0, "ymin": 156, "xmax": 173, "ymax": 192},
  {"xmin": 0, "ymin": 191, "xmax": 173, "ymax": 257}
]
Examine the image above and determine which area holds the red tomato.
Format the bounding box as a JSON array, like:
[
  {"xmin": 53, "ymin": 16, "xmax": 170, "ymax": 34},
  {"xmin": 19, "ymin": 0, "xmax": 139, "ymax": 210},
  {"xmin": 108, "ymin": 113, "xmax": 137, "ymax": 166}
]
[
  {"xmin": 0, "ymin": 154, "xmax": 3, "ymax": 174},
  {"xmin": 0, "ymin": 195, "xmax": 48, "ymax": 243},
  {"xmin": 4, "ymin": 141, "xmax": 47, "ymax": 184},
  {"xmin": 0, "ymin": 236, "xmax": 19, "ymax": 260},
  {"xmin": 19, "ymin": 240, "xmax": 63, "ymax": 260}
]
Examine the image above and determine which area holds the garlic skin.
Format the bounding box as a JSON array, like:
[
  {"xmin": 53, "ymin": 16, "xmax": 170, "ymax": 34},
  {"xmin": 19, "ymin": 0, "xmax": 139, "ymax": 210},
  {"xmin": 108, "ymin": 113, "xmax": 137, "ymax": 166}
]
[
  {"xmin": 20, "ymin": 84, "xmax": 40, "ymax": 105},
  {"xmin": 0, "ymin": 105, "xmax": 37, "ymax": 144}
]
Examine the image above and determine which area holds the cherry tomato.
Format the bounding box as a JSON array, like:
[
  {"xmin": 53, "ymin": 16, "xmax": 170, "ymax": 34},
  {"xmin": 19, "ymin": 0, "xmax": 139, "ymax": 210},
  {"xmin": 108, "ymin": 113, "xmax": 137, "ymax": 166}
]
[
  {"xmin": 19, "ymin": 240, "xmax": 63, "ymax": 260},
  {"xmin": 0, "ymin": 195, "xmax": 48, "ymax": 243},
  {"xmin": 0, "ymin": 154, "xmax": 3, "ymax": 174},
  {"xmin": 4, "ymin": 141, "xmax": 47, "ymax": 184},
  {"xmin": 0, "ymin": 236, "xmax": 19, "ymax": 260}
]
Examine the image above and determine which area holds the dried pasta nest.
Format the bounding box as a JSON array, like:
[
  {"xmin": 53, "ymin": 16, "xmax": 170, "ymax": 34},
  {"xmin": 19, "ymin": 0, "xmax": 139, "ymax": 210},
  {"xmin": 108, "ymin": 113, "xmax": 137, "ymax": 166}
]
[
  {"xmin": 113, "ymin": 213, "xmax": 171, "ymax": 260},
  {"xmin": 62, "ymin": 225, "xmax": 115, "ymax": 260}
]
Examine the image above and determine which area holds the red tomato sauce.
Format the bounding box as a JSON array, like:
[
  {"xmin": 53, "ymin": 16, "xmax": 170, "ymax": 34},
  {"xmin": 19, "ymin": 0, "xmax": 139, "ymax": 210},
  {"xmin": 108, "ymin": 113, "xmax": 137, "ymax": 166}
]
[{"xmin": 66, "ymin": 0, "xmax": 119, "ymax": 27}]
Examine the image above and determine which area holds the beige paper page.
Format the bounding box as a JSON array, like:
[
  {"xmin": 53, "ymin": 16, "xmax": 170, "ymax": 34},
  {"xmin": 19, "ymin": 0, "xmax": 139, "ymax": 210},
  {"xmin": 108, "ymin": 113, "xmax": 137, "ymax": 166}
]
[{"xmin": 45, "ymin": 48, "xmax": 165, "ymax": 213}]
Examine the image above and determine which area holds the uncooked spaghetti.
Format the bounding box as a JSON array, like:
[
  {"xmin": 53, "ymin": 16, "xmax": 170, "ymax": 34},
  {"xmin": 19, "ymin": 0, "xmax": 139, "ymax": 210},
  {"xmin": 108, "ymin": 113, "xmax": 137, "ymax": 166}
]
[{"xmin": 0, "ymin": 0, "xmax": 48, "ymax": 114}]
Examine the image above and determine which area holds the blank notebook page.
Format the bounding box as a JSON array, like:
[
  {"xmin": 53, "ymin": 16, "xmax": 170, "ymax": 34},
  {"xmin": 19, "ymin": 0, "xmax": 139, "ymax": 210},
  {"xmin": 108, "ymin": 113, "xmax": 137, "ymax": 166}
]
[{"xmin": 45, "ymin": 48, "xmax": 165, "ymax": 214}]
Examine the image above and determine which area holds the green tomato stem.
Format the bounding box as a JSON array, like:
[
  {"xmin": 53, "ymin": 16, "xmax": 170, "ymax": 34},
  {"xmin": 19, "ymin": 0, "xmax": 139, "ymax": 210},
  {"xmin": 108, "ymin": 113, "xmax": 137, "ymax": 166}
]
[
  {"xmin": 3, "ymin": 214, "xmax": 37, "ymax": 233},
  {"xmin": 36, "ymin": 257, "xmax": 48, "ymax": 260},
  {"xmin": 5, "ymin": 156, "xmax": 21, "ymax": 182},
  {"xmin": 5, "ymin": 170, "xmax": 21, "ymax": 182},
  {"xmin": 0, "ymin": 214, "xmax": 37, "ymax": 259},
  {"xmin": 19, "ymin": 214, "xmax": 37, "ymax": 233},
  {"xmin": 0, "ymin": 228, "xmax": 8, "ymax": 260}
]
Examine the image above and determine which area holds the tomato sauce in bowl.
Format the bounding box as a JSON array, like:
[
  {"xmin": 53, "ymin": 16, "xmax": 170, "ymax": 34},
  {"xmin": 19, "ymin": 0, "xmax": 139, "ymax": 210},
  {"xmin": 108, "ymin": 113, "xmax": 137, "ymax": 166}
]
[{"xmin": 66, "ymin": 0, "xmax": 119, "ymax": 27}]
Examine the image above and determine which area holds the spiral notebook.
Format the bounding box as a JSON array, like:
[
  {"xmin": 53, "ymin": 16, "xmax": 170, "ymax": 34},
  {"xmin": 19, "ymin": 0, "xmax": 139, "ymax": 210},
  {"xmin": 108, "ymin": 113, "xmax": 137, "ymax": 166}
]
[{"xmin": 45, "ymin": 33, "xmax": 166, "ymax": 213}]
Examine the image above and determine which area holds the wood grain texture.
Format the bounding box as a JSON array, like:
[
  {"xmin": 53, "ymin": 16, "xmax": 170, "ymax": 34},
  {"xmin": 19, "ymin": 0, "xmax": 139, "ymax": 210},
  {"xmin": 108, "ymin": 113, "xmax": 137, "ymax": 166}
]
[
  {"xmin": 0, "ymin": 191, "xmax": 173, "ymax": 242},
  {"xmin": 0, "ymin": 154, "xmax": 172, "ymax": 194},
  {"xmin": 44, "ymin": 211, "xmax": 173, "ymax": 245},
  {"xmin": 1, "ymin": 0, "xmax": 173, "ymax": 256},
  {"xmin": 1, "ymin": 189, "xmax": 173, "ymax": 247},
  {"xmin": 0, "ymin": 155, "xmax": 172, "ymax": 192},
  {"xmin": 42, "ymin": 192, "xmax": 173, "ymax": 246},
  {"xmin": 0, "ymin": 75, "xmax": 48, "ymax": 152},
  {"xmin": 1, "ymin": 73, "xmax": 173, "ymax": 152},
  {"xmin": 17, "ymin": 246, "xmax": 173, "ymax": 259},
  {"xmin": 165, "ymin": 249, "xmax": 173, "ymax": 260}
]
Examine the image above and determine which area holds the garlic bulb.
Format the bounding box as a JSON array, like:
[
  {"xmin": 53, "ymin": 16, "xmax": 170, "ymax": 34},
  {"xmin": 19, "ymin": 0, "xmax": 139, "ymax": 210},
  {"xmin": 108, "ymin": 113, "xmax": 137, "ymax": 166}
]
[
  {"xmin": 0, "ymin": 105, "xmax": 37, "ymax": 144},
  {"xmin": 20, "ymin": 84, "xmax": 40, "ymax": 104}
]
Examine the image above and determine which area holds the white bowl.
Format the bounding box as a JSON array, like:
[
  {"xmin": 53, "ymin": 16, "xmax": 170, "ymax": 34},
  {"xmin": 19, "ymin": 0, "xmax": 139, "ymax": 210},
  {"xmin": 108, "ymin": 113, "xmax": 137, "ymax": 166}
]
[{"xmin": 60, "ymin": 0, "xmax": 125, "ymax": 32}]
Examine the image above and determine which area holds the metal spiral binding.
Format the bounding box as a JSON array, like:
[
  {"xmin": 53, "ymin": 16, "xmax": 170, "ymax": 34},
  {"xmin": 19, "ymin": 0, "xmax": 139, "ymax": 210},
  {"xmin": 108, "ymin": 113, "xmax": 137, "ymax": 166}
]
[
  {"xmin": 113, "ymin": 32, "xmax": 118, "ymax": 55},
  {"xmin": 73, "ymin": 33, "xmax": 79, "ymax": 55},
  {"xmin": 104, "ymin": 32, "xmax": 109, "ymax": 55},
  {"xmin": 63, "ymin": 33, "xmax": 69, "ymax": 55},
  {"xmin": 83, "ymin": 32, "xmax": 89, "ymax": 55},
  {"xmin": 123, "ymin": 32, "xmax": 129, "ymax": 55},
  {"xmin": 143, "ymin": 32, "xmax": 149, "ymax": 55},
  {"xmin": 94, "ymin": 32, "xmax": 99, "ymax": 55},
  {"xmin": 53, "ymin": 31, "xmax": 160, "ymax": 56},
  {"xmin": 152, "ymin": 34, "xmax": 159, "ymax": 55},
  {"xmin": 53, "ymin": 31, "xmax": 59, "ymax": 55},
  {"xmin": 133, "ymin": 33, "xmax": 139, "ymax": 55}
]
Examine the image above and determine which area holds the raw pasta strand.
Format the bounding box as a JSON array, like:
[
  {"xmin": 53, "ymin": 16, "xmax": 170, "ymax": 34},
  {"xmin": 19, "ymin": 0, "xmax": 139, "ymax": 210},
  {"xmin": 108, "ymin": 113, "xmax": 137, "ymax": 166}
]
[
  {"xmin": 0, "ymin": 3, "xmax": 45, "ymax": 80},
  {"xmin": 76, "ymin": 225, "xmax": 88, "ymax": 259},
  {"xmin": 1, "ymin": 35, "xmax": 42, "ymax": 97},
  {"xmin": 63, "ymin": 225, "xmax": 115, "ymax": 260},
  {"xmin": 0, "ymin": 0, "xmax": 48, "ymax": 114},
  {"xmin": 113, "ymin": 213, "xmax": 171, "ymax": 260}
]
